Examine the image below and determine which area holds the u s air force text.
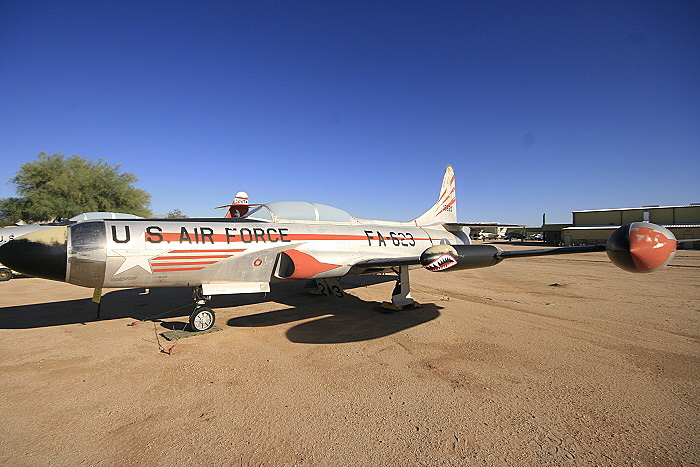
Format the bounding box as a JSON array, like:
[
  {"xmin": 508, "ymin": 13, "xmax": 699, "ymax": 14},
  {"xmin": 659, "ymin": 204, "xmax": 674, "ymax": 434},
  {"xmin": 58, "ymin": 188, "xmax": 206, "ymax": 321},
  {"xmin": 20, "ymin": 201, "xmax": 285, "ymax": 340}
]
[{"xmin": 111, "ymin": 225, "xmax": 292, "ymax": 244}]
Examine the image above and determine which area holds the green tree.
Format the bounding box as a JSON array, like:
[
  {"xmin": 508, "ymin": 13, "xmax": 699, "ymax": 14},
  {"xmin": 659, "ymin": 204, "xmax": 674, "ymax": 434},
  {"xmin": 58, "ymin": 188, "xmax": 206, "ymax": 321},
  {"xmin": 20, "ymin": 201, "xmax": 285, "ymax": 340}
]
[
  {"xmin": 165, "ymin": 209, "xmax": 188, "ymax": 218},
  {"xmin": 0, "ymin": 152, "xmax": 152, "ymax": 222}
]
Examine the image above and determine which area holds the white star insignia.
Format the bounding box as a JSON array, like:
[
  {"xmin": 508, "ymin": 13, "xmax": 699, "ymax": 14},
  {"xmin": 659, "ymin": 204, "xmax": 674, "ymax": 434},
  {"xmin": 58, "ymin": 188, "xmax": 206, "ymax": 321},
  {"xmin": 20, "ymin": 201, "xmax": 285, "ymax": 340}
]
[{"xmin": 111, "ymin": 230, "xmax": 170, "ymax": 275}]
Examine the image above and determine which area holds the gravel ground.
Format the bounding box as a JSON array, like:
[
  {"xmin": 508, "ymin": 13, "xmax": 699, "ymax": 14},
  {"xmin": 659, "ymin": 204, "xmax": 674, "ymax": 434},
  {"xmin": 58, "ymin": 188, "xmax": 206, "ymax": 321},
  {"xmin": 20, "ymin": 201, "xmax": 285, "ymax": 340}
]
[{"xmin": 0, "ymin": 248, "xmax": 698, "ymax": 465}]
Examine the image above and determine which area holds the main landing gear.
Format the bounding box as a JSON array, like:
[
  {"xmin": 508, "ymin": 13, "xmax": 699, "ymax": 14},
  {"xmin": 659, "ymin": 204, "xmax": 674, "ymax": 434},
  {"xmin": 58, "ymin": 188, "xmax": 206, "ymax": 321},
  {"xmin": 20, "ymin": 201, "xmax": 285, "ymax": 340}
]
[
  {"xmin": 306, "ymin": 267, "xmax": 420, "ymax": 312},
  {"xmin": 380, "ymin": 265, "xmax": 421, "ymax": 312},
  {"xmin": 189, "ymin": 286, "xmax": 215, "ymax": 332}
]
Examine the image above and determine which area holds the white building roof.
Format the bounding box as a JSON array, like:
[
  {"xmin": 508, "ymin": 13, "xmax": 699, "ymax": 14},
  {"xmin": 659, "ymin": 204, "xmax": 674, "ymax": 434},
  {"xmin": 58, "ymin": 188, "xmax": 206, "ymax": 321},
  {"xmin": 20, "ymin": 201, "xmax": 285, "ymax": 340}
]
[{"xmin": 573, "ymin": 204, "xmax": 700, "ymax": 213}]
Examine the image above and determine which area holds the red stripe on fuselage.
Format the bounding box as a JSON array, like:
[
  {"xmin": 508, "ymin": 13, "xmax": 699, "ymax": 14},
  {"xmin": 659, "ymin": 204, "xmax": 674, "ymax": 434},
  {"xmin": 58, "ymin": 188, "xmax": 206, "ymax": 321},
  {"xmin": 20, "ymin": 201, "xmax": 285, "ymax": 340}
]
[
  {"xmin": 284, "ymin": 234, "xmax": 366, "ymax": 241},
  {"xmin": 150, "ymin": 231, "xmax": 431, "ymax": 244},
  {"xmin": 150, "ymin": 261, "xmax": 218, "ymax": 266},
  {"xmin": 168, "ymin": 249, "xmax": 245, "ymax": 253},
  {"xmin": 152, "ymin": 267, "xmax": 205, "ymax": 272},
  {"xmin": 283, "ymin": 234, "xmax": 432, "ymax": 242},
  {"xmin": 155, "ymin": 255, "xmax": 232, "ymax": 260}
]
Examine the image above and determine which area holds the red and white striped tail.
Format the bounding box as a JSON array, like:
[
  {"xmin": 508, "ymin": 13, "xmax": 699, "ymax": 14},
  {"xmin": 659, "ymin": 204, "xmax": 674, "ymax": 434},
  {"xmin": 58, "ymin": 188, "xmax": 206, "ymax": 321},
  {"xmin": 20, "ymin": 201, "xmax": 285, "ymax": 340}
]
[
  {"xmin": 412, "ymin": 166, "xmax": 457, "ymax": 226},
  {"xmin": 225, "ymin": 191, "xmax": 249, "ymax": 218}
]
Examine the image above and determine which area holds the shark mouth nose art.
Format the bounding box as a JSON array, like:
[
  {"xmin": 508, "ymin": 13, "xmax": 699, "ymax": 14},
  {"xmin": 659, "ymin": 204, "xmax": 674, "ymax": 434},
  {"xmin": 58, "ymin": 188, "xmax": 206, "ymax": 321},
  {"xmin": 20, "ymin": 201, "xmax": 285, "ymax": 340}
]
[{"xmin": 423, "ymin": 253, "xmax": 458, "ymax": 272}]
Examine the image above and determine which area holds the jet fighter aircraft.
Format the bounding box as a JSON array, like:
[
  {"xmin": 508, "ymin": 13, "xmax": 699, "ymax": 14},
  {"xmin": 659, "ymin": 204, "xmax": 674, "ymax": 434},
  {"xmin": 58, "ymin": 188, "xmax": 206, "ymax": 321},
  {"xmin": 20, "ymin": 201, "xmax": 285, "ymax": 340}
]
[
  {"xmin": 476, "ymin": 230, "xmax": 498, "ymax": 241},
  {"xmin": 0, "ymin": 167, "xmax": 682, "ymax": 332}
]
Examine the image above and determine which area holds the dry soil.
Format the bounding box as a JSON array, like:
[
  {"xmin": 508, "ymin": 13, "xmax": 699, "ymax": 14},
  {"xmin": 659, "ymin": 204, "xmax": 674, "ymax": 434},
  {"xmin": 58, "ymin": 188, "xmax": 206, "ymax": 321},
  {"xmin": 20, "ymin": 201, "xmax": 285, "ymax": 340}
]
[{"xmin": 0, "ymin": 246, "xmax": 698, "ymax": 465}]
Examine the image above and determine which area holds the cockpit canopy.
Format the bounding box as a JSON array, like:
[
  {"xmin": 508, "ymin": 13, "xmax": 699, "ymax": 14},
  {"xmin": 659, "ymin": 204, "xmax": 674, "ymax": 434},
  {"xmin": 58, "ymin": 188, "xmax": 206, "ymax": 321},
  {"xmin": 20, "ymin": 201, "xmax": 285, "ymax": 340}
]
[
  {"xmin": 69, "ymin": 212, "xmax": 142, "ymax": 221},
  {"xmin": 244, "ymin": 202, "xmax": 353, "ymax": 223}
]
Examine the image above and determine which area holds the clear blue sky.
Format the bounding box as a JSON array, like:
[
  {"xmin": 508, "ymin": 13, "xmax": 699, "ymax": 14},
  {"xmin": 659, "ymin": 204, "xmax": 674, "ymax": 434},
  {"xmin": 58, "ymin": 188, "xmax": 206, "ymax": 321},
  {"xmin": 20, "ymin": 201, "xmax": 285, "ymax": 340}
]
[{"xmin": 1, "ymin": 1, "xmax": 698, "ymax": 225}]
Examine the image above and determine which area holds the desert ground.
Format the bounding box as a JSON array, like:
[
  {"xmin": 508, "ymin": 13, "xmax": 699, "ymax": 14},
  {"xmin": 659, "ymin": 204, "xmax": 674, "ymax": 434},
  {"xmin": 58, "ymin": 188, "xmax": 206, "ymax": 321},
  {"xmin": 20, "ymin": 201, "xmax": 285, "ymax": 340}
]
[{"xmin": 0, "ymin": 245, "xmax": 698, "ymax": 466}]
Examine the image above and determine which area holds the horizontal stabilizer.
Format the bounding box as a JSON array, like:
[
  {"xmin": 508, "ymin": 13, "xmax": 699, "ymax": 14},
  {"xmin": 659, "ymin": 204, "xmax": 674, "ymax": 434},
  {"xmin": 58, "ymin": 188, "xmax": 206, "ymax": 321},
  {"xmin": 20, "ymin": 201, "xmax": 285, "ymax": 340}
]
[{"xmin": 215, "ymin": 203, "xmax": 264, "ymax": 210}]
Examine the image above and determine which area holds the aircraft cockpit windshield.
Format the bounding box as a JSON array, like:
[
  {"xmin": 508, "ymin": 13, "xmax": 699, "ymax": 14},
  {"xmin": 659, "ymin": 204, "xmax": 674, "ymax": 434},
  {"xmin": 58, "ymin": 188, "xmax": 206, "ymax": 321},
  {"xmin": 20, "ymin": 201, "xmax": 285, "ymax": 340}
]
[
  {"xmin": 69, "ymin": 212, "xmax": 142, "ymax": 221},
  {"xmin": 244, "ymin": 202, "xmax": 353, "ymax": 223}
]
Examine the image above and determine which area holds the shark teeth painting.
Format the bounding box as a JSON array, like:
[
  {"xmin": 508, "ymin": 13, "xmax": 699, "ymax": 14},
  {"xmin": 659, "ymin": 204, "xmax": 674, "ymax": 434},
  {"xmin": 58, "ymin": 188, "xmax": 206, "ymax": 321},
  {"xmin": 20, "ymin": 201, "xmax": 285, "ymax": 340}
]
[{"xmin": 424, "ymin": 253, "xmax": 458, "ymax": 272}]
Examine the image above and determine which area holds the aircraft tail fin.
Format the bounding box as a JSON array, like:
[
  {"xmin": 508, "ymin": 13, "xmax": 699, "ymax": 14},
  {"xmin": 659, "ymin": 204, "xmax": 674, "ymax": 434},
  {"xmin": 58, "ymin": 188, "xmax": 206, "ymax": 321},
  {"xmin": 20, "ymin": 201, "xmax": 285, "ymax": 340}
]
[
  {"xmin": 224, "ymin": 192, "xmax": 249, "ymax": 218},
  {"xmin": 412, "ymin": 166, "xmax": 457, "ymax": 226}
]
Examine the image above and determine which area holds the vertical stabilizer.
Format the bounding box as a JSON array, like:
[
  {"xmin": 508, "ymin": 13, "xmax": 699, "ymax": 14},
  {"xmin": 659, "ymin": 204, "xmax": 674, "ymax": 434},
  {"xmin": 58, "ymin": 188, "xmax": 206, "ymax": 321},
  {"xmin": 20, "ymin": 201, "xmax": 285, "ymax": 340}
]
[
  {"xmin": 412, "ymin": 166, "xmax": 457, "ymax": 226},
  {"xmin": 225, "ymin": 192, "xmax": 249, "ymax": 218}
]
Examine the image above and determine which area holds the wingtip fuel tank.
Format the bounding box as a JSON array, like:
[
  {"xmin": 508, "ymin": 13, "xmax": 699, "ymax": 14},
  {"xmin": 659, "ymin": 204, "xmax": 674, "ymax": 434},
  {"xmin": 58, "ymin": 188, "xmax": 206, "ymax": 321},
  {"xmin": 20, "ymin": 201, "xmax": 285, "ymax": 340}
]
[{"xmin": 606, "ymin": 222, "xmax": 677, "ymax": 273}]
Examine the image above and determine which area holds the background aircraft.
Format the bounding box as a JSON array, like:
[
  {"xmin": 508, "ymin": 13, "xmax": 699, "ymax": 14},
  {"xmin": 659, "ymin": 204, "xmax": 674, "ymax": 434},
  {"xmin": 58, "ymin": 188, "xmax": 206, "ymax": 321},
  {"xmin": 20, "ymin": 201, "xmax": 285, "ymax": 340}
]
[
  {"xmin": 476, "ymin": 230, "xmax": 498, "ymax": 241},
  {"xmin": 0, "ymin": 167, "xmax": 681, "ymax": 332}
]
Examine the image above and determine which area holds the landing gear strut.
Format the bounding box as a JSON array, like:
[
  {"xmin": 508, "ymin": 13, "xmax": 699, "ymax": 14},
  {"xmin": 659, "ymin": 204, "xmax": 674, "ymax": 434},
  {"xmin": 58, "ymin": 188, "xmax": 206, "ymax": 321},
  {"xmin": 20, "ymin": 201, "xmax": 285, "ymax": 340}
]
[
  {"xmin": 189, "ymin": 286, "xmax": 215, "ymax": 332},
  {"xmin": 380, "ymin": 265, "xmax": 421, "ymax": 312}
]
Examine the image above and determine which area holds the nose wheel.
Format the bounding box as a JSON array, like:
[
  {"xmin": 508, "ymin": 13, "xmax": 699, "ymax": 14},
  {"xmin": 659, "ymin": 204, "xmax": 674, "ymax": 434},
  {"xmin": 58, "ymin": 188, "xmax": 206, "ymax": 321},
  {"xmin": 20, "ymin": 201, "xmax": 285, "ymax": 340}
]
[
  {"xmin": 189, "ymin": 306, "xmax": 215, "ymax": 332},
  {"xmin": 189, "ymin": 286, "xmax": 215, "ymax": 332},
  {"xmin": 0, "ymin": 267, "xmax": 12, "ymax": 281}
]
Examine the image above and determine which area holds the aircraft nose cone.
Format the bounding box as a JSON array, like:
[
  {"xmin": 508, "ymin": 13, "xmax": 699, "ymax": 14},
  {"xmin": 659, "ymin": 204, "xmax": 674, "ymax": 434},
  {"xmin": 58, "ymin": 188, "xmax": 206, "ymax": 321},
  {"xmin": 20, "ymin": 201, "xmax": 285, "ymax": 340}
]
[{"xmin": 0, "ymin": 226, "xmax": 68, "ymax": 282}]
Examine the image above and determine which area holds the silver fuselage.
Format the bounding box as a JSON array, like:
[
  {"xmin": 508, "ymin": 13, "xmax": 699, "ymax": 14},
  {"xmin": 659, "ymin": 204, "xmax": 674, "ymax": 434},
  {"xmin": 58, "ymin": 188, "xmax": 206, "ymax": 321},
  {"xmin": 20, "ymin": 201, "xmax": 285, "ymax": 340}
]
[{"xmin": 63, "ymin": 219, "xmax": 468, "ymax": 293}]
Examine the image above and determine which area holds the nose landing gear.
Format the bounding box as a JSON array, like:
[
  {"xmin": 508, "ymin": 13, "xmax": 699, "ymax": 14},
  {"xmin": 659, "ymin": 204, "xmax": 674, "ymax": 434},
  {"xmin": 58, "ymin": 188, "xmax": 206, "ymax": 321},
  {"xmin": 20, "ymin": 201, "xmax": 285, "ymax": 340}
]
[
  {"xmin": 190, "ymin": 286, "xmax": 215, "ymax": 332},
  {"xmin": 189, "ymin": 306, "xmax": 215, "ymax": 332}
]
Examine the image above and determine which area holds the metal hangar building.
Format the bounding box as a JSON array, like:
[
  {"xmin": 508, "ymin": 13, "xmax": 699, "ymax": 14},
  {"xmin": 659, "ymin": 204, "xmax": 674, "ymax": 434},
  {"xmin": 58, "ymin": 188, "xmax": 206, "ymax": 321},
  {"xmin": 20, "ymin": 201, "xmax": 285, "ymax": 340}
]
[{"xmin": 548, "ymin": 205, "xmax": 700, "ymax": 247}]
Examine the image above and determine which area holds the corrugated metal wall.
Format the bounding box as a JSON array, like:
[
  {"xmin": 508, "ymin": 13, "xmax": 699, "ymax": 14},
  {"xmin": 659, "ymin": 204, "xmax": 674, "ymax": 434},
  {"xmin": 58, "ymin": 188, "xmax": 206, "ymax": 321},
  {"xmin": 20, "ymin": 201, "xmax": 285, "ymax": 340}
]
[
  {"xmin": 675, "ymin": 206, "xmax": 700, "ymax": 223},
  {"xmin": 621, "ymin": 210, "xmax": 644, "ymax": 224},
  {"xmin": 650, "ymin": 209, "xmax": 674, "ymax": 224},
  {"xmin": 574, "ymin": 206, "xmax": 699, "ymax": 226},
  {"xmin": 574, "ymin": 211, "xmax": 621, "ymax": 226},
  {"xmin": 562, "ymin": 227, "xmax": 616, "ymax": 245}
]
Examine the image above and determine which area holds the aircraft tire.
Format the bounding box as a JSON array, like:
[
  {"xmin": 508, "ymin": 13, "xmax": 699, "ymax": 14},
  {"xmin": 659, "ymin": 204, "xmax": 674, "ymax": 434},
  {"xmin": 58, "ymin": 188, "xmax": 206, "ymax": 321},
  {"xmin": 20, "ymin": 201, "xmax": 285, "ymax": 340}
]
[
  {"xmin": 189, "ymin": 306, "xmax": 215, "ymax": 332},
  {"xmin": 0, "ymin": 268, "xmax": 12, "ymax": 282}
]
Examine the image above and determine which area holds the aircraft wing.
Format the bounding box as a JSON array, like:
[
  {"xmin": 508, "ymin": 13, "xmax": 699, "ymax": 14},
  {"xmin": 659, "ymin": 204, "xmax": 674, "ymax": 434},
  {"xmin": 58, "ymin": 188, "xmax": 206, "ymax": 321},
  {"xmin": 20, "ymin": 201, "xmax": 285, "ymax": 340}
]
[
  {"xmin": 498, "ymin": 245, "xmax": 605, "ymax": 258},
  {"xmin": 352, "ymin": 244, "xmax": 605, "ymax": 270},
  {"xmin": 356, "ymin": 221, "xmax": 679, "ymax": 276},
  {"xmin": 422, "ymin": 222, "xmax": 679, "ymax": 274},
  {"xmin": 353, "ymin": 256, "xmax": 422, "ymax": 268}
]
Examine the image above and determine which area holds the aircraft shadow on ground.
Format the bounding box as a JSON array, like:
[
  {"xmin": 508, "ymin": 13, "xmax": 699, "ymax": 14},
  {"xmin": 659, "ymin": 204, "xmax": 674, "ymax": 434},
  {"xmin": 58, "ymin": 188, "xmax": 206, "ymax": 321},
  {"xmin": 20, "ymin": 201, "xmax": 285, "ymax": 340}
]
[{"xmin": 0, "ymin": 275, "xmax": 442, "ymax": 343}]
